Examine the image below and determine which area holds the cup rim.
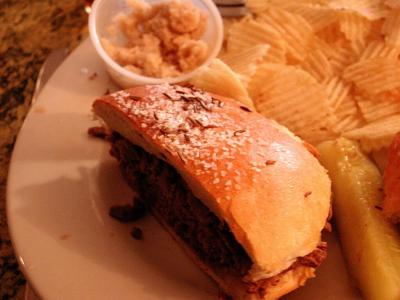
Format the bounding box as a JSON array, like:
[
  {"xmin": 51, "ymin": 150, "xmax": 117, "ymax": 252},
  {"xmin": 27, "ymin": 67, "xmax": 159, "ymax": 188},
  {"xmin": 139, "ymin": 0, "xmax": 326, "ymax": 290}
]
[{"xmin": 88, "ymin": 0, "xmax": 224, "ymax": 85}]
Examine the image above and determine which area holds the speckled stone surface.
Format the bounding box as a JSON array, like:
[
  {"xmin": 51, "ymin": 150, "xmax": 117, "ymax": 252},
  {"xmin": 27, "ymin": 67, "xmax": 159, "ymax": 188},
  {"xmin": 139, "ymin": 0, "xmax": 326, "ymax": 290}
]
[{"xmin": 0, "ymin": 1, "xmax": 87, "ymax": 298}]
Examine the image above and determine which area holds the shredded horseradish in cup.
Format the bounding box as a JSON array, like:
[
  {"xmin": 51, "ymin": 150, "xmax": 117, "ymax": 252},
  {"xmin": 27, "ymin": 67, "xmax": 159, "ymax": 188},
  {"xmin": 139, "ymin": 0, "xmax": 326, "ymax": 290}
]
[{"xmin": 102, "ymin": 0, "xmax": 209, "ymax": 78}]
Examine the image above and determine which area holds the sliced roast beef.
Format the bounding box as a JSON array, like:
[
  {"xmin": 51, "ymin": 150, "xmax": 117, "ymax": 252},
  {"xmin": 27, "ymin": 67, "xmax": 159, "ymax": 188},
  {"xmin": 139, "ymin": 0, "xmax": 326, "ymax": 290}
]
[{"xmin": 110, "ymin": 134, "xmax": 253, "ymax": 277}]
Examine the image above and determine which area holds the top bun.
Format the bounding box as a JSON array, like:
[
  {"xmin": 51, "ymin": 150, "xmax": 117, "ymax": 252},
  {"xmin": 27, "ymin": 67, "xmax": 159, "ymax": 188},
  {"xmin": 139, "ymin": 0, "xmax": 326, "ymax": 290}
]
[{"xmin": 93, "ymin": 83, "xmax": 331, "ymax": 281}]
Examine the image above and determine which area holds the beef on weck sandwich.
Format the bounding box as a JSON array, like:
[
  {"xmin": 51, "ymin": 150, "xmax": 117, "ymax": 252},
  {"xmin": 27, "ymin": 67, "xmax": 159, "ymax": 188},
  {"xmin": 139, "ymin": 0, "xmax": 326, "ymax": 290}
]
[{"xmin": 92, "ymin": 84, "xmax": 331, "ymax": 299}]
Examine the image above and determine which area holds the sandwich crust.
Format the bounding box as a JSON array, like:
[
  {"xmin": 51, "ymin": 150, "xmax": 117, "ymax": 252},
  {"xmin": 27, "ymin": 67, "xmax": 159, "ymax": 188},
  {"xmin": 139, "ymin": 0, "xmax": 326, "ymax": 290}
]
[
  {"xmin": 93, "ymin": 84, "xmax": 331, "ymax": 288},
  {"xmin": 151, "ymin": 204, "xmax": 327, "ymax": 300}
]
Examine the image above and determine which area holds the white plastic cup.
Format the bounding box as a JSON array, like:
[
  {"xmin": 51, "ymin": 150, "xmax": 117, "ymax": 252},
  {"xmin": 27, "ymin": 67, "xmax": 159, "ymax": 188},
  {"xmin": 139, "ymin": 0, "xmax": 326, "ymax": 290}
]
[{"xmin": 89, "ymin": 0, "xmax": 224, "ymax": 88}]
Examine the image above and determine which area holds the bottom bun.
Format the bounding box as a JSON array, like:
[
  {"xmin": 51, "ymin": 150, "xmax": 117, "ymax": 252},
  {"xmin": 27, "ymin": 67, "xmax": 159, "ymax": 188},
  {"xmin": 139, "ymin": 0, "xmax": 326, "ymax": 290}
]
[{"xmin": 151, "ymin": 207, "xmax": 326, "ymax": 300}]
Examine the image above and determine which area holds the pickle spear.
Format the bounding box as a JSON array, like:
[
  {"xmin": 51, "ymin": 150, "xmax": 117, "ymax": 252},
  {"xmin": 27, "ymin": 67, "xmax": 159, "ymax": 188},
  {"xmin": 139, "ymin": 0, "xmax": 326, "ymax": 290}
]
[{"xmin": 318, "ymin": 138, "xmax": 400, "ymax": 300}]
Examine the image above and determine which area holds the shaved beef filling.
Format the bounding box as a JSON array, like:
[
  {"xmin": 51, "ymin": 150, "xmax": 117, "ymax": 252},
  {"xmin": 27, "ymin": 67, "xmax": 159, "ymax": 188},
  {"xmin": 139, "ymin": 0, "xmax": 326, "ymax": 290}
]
[
  {"xmin": 110, "ymin": 134, "xmax": 252, "ymax": 276},
  {"xmin": 246, "ymin": 242, "xmax": 327, "ymax": 298}
]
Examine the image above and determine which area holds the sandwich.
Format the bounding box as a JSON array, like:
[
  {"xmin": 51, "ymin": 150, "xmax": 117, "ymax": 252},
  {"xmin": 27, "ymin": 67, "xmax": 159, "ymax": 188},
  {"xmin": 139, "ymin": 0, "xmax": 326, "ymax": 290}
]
[{"xmin": 92, "ymin": 83, "xmax": 331, "ymax": 299}]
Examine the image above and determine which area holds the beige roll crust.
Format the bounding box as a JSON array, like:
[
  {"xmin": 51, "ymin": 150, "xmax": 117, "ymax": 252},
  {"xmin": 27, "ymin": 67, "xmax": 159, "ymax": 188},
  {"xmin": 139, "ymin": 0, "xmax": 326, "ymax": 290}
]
[
  {"xmin": 151, "ymin": 205, "xmax": 327, "ymax": 300},
  {"xmin": 93, "ymin": 83, "xmax": 331, "ymax": 296}
]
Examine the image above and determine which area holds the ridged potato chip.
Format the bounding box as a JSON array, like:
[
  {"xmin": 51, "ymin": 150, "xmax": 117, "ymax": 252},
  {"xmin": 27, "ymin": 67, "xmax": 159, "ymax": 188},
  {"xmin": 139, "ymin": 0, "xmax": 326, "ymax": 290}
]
[
  {"xmin": 325, "ymin": 76, "xmax": 352, "ymax": 110},
  {"xmin": 343, "ymin": 114, "xmax": 400, "ymax": 152},
  {"xmin": 258, "ymin": 7, "xmax": 314, "ymax": 62},
  {"xmin": 328, "ymin": 0, "xmax": 388, "ymax": 21},
  {"xmin": 221, "ymin": 17, "xmax": 240, "ymax": 51},
  {"xmin": 334, "ymin": 95, "xmax": 365, "ymax": 129},
  {"xmin": 246, "ymin": 0, "xmax": 323, "ymax": 13},
  {"xmin": 379, "ymin": 89, "xmax": 400, "ymax": 103},
  {"xmin": 329, "ymin": 46, "xmax": 358, "ymax": 75},
  {"xmin": 227, "ymin": 19, "xmax": 286, "ymax": 63},
  {"xmin": 244, "ymin": 0, "xmax": 270, "ymax": 14},
  {"xmin": 294, "ymin": 5, "xmax": 338, "ymax": 32},
  {"xmin": 367, "ymin": 18, "xmax": 385, "ymax": 40},
  {"xmin": 382, "ymin": 10, "xmax": 400, "ymax": 47},
  {"xmin": 356, "ymin": 96, "xmax": 400, "ymax": 122},
  {"xmin": 219, "ymin": 0, "xmax": 400, "ymax": 149},
  {"xmin": 301, "ymin": 48, "xmax": 334, "ymax": 82},
  {"xmin": 317, "ymin": 23, "xmax": 348, "ymax": 45},
  {"xmin": 247, "ymin": 63, "xmax": 283, "ymax": 100},
  {"xmin": 358, "ymin": 40, "xmax": 400, "ymax": 61},
  {"xmin": 339, "ymin": 12, "xmax": 372, "ymax": 55},
  {"xmin": 312, "ymin": 37, "xmax": 336, "ymax": 58},
  {"xmin": 335, "ymin": 96, "xmax": 359, "ymax": 116},
  {"xmin": 220, "ymin": 44, "xmax": 270, "ymax": 87},
  {"xmin": 250, "ymin": 64, "xmax": 336, "ymax": 143},
  {"xmin": 262, "ymin": 49, "xmax": 287, "ymax": 64},
  {"xmin": 385, "ymin": 0, "xmax": 400, "ymax": 9},
  {"xmin": 188, "ymin": 59, "xmax": 254, "ymax": 108},
  {"xmin": 333, "ymin": 113, "xmax": 365, "ymax": 134},
  {"xmin": 343, "ymin": 58, "xmax": 400, "ymax": 96},
  {"xmin": 272, "ymin": 3, "xmax": 338, "ymax": 32}
]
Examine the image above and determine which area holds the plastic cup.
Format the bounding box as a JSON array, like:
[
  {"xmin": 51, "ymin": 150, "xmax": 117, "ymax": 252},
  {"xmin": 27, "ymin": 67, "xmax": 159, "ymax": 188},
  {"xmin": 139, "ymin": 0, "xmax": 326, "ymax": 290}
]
[{"xmin": 89, "ymin": 0, "xmax": 224, "ymax": 87}]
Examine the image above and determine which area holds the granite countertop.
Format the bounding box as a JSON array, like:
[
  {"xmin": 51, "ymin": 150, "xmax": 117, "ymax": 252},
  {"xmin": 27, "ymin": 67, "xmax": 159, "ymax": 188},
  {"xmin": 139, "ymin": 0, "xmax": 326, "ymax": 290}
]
[{"xmin": 0, "ymin": 1, "xmax": 87, "ymax": 298}]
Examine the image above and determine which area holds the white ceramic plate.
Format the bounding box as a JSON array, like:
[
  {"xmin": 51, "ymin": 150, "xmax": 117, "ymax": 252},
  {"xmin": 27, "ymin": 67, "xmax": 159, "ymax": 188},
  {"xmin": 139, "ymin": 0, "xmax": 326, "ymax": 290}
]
[{"xmin": 7, "ymin": 38, "xmax": 361, "ymax": 300}]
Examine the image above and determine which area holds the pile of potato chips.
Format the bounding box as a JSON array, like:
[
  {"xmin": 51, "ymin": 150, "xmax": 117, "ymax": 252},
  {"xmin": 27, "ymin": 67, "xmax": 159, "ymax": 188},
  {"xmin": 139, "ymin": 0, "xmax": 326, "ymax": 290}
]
[{"xmin": 189, "ymin": 0, "xmax": 400, "ymax": 154}]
